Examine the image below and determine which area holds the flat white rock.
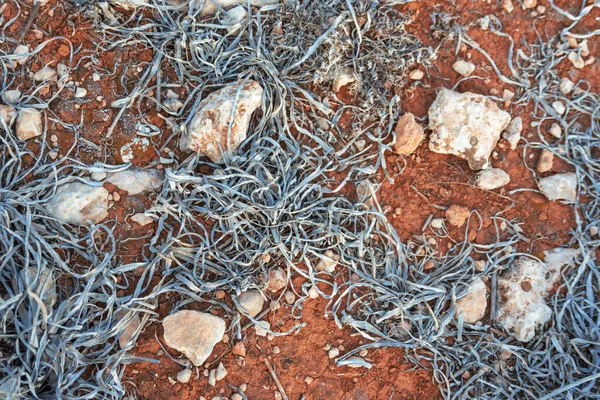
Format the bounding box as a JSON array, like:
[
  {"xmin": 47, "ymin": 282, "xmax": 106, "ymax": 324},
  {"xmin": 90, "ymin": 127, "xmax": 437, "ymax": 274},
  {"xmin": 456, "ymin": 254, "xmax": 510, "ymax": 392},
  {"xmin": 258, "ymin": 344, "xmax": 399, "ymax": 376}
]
[
  {"xmin": 538, "ymin": 173, "xmax": 577, "ymax": 201},
  {"xmin": 476, "ymin": 168, "xmax": 510, "ymax": 190},
  {"xmin": 236, "ymin": 290, "xmax": 264, "ymax": 317},
  {"xmin": 428, "ymin": 89, "xmax": 511, "ymax": 170},
  {"xmin": 16, "ymin": 108, "xmax": 43, "ymax": 141},
  {"xmin": 106, "ymin": 168, "xmax": 163, "ymax": 195},
  {"xmin": 455, "ymin": 278, "xmax": 487, "ymax": 324},
  {"xmin": 180, "ymin": 80, "xmax": 263, "ymax": 163},
  {"xmin": 131, "ymin": 213, "xmax": 154, "ymax": 226},
  {"xmin": 46, "ymin": 182, "xmax": 109, "ymax": 225},
  {"xmin": 497, "ymin": 248, "xmax": 579, "ymax": 342},
  {"xmin": 163, "ymin": 310, "xmax": 226, "ymax": 366},
  {"xmin": 453, "ymin": 60, "xmax": 475, "ymax": 77}
]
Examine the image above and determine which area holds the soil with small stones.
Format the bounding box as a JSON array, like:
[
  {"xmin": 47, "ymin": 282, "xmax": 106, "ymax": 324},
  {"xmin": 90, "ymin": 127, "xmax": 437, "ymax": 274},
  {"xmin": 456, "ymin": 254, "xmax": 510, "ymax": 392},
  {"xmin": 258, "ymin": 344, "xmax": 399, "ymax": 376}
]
[{"xmin": 3, "ymin": 0, "xmax": 598, "ymax": 399}]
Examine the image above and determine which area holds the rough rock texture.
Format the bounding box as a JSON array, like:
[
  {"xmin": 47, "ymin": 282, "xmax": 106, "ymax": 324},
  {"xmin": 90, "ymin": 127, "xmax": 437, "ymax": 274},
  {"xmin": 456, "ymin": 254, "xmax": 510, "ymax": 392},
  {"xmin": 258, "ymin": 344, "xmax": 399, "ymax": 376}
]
[
  {"xmin": 131, "ymin": 213, "xmax": 154, "ymax": 226},
  {"xmin": 46, "ymin": 182, "xmax": 109, "ymax": 225},
  {"xmin": 106, "ymin": 168, "xmax": 163, "ymax": 195},
  {"xmin": 536, "ymin": 149, "xmax": 554, "ymax": 173},
  {"xmin": 267, "ymin": 268, "xmax": 287, "ymax": 292},
  {"xmin": 538, "ymin": 173, "xmax": 577, "ymax": 201},
  {"xmin": 316, "ymin": 250, "xmax": 339, "ymax": 273},
  {"xmin": 162, "ymin": 310, "xmax": 226, "ymax": 366},
  {"xmin": 0, "ymin": 105, "xmax": 16, "ymax": 126},
  {"xmin": 236, "ymin": 290, "xmax": 264, "ymax": 317},
  {"xmin": 16, "ymin": 108, "xmax": 42, "ymax": 141},
  {"xmin": 503, "ymin": 116, "xmax": 522, "ymax": 150},
  {"xmin": 428, "ymin": 89, "xmax": 511, "ymax": 170},
  {"xmin": 180, "ymin": 80, "xmax": 263, "ymax": 163},
  {"xmin": 20, "ymin": 266, "xmax": 57, "ymax": 310},
  {"xmin": 199, "ymin": 0, "xmax": 278, "ymax": 16},
  {"xmin": 393, "ymin": 113, "xmax": 425, "ymax": 155},
  {"xmin": 119, "ymin": 313, "xmax": 142, "ymax": 348},
  {"xmin": 497, "ymin": 248, "xmax": 579, "ymax": 342},
  {"xmin": 332, "ymin": 67, "xmax": 356, "ymax": 93},
  {"xmin": 446, "ymin": 204, "xmax": 471, "ymax": 227},
  {"xmin": 2, "ymin": 89, "xmax": 21, "ymax": 104},
  {"xmin": 455, "ymin": 278, "xmax": 487, "ymax": 324},
  {"xmin": 453, "ymin": 60, "xmax": 475, "ymax": 77},
  {"xmin": 476, "ymin": 168, "xmax": 510, "ymax": 190}
]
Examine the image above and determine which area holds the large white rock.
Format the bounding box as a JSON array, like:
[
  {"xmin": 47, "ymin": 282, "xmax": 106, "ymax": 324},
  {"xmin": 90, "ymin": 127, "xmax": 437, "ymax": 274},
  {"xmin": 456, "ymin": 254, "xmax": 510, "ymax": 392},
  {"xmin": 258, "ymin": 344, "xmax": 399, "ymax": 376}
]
[
  {"xmin": 428, "ymin": 89, "xmax": 511, "ymax": 170},
  {"xmin": 455, "ymin": 278, "xmax": 487, "ymax": 324},
  {"xmin": 497, "ymin": 248, "xmax": 579, "ymax": 342},
  {"xmin": 538, "ymin": 173, "xmax": 577, "ymax": 201},
  {"xmin": 162, "ymin": 310, "xmax": 226, "ymax": 366},
  {"xmin": 46, "ymin": 182, "xmax": 109, "ymax": 225},
  {"xmin": 16, "ymin": 108, "xmax": 42, "ymax": 141},
  {"xmin": 236, "ymin": 290, "xmax": 264, "ymax": 317},
  {"xmin": 476, "ymin": 168, "xmax": 510, "ymax": 190},
  {"xmin": 180, "ymin": 80, "xmax": 263, "ymax": 163},
  {"xmin": 105, "ymin": 168, "xmax": 163, "ymax": 195}
]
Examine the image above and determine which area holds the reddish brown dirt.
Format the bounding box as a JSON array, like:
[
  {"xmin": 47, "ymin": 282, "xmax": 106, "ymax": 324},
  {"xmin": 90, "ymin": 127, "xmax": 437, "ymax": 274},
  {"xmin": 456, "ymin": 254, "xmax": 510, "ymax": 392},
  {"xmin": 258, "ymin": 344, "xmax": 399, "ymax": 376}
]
[{"xmin": 2, "ymin": 0, "xmax": 598, "ymax": 399}]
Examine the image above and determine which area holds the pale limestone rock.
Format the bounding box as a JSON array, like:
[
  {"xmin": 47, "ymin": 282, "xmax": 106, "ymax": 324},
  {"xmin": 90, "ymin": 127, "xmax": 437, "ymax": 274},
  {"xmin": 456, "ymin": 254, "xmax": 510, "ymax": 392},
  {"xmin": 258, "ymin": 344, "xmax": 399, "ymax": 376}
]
[
  {"xmin": 46, "ymin": 182, "xmax": 109, "ymax": 225},
  {"xmin": 176, "ymin": 369, "xmax": 192, "ymax": 383},
  {"xmin": 428, "ymin": 89, "xmax": 511, "ymax": 170},
  {"xmin": 2, "ymin": 89, "xmax": 21, "ymax": 104},
  {"xmin": 0, "ymin": 105, "xmax": 16, "ymax": 126},
  {"xmin": 236, "ymin": 290, "xmax": 264, "ymax": 317},
  {"xmin": 16, "ymin": 108, "xmax": 42, "ymax": 141},
  {"xmin": 559, "ymin": 78, "xmax": 574, "ymax": 95},
  {"xmin": 316, "ymin": 250, "xmax": 338, "ymax": 273},
  {"xmin": 131, "ymin": 213, "xmax": 154, "ymax": 226},
  {"xmin": 13, "ymin": 45, "xmax": 30, "ymax": 66},
  {"xmin": 456, "ymin": 278, "xmax": 487, "ymax": 324},
  {"xmin": 255, "ymin": 320, "xmax": 270, "ymax": 336},
  {"xmin": 162, "ymin": 310, "xmax": 226, "ymax": 366},
  {"xmin": 476, "ymin": 168, "xmax": 510, "ymax": 190},
  {"xmin": 446, "ymin": 204, "xmax": 470, "ymax": 227},
  {"xmin": 393, "ymin": 112, "xmax": 424, "ymax": 155},
  {"xmin": 106, "ymin": 168, "xmax": 163, "ymax": 195},
  {"xmin": 33, "ymin": 67, "xmax": 58, "ymax": 82},
  {"xmin": 549, "ymin": 123, "xmax": 562, "ymax": 139},
  {"xmin": 497, "ymin": 248, "xmax": 579, "ymax": 342},
  {"xmin": 537, "ymin": 149, "xmax": 554, "ymax": 173},
  {"xmin": 503, "ymin": 116, "xmax": 522, "ymax": 150},
  {"xmin": 267, "ymin": 268, "xmax": 287, "ymax": 292},
  {"xmin": 453, "ymin": 60, "xmax": 475, "ymax": 77},
  {"xmin": 538, "ymin": 173, "xmax": 577, "ymax": 201},
  {"xmin": 180, "ymin": 80, "xmax": 263, "ymax": 163}
]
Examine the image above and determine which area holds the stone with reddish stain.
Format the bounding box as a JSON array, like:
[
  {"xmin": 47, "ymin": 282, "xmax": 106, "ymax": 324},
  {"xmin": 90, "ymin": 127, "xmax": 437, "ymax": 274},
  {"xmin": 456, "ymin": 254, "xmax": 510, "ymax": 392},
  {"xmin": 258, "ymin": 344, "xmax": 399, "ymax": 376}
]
[
  {"xmin": 0, "ymin": 105, "xmax": 16, "ymax": 126},
  {"xmin": 46, "ymin": 182, "xmax": 109, "ymax": 225},
  {"xmin": 162, "ymin": 310, "xmax": 226, "ymax": 366},
  {"xmin": 105, "ymin": 168, "xmax": 163, "ymax": 195},
  {"xmin": 428, "ymin": 88, "xmax": 511, "ymax": 170},
  {"xmin": 496, "ymin": 248, "xmax": 579, "ymax": 342},
  {"xmin": 538, "ymin": 173, "xmax": 577, "ymax": 202},
  {"xmin": 393, "ymin": 112, "xmax": 425, "ymax": 155},
  {"xmin": 446, "ymin": 205, "xmax": 471, "ymax": 227},
  {"xmin": 16, "ymin": 108, "xmax": 42, "ymax": 141},
  {"xmin": 267, "ymin": 268, "xmax": 287, "ymax": 292},
  {"xmin": 180, "ymin": 80, "xmax": 263, "ymax": 163},
  {"xmin": 236, "ymin": 290, "xmax": 264, "ymax": 317},
  {"xmin": 455, "ymin": 278, "xmax": 487, "ymax": 324}
]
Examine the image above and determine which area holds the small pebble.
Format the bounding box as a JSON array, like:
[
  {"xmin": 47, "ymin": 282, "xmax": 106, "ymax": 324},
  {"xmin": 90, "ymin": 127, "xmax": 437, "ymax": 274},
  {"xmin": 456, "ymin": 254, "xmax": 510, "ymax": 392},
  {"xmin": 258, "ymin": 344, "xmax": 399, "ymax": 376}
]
[
  {"xmin": 50, "ymin": 134, "xmax": 58, "ymax": 142},
  {"xmin": 305, "ymin": 376, "xmax": 314, "ymax": 384},
  {"xmin": 409, "ymin": 69, "xmax": 424, "ymax": 80},
  {"xmin": 232, "ymin": 395, "xmax": 243, "ymax": 400},
  {"xmin": 168, "ymin": 376, "xmax": 176, "ymax": 385},
  {"xmin": 274, "ymin": 391, "xmax": 283, "ymax": 400},
  {"xmin": 176, "ymin": 369, "xmax": 192, "ymax": 383},
  {"xmin": 215, "ymin": 289, "xmax": 226, "ymax": 299},
  {"xmin": 239, "ymin": 383, "xmax": 247, "ymax": 391},
  {"xmin": 112, "ymin": 192, "xmax": 121, "ymax": 202},
  {"xmin": 92, "ymin": 73, "xmax": 101, "ymax": 82},
  {"xmin": 549, "ymin": 123, "xmax": 562, "ymax": 139},
  {"xmin": 552, "ymin": 101, "xmax": 566, "ymax": 115},
  {"xmin": 523, "ymin": 0, "xmax": 537, "ymax": 9},
  {"xmin": 453, "ymin": 60, "xmax": 476, "ymax": 77},
  {"xmin": 74, "ymin": 87, "xmax": 88, "ymax": 98},
  {"xmin": 359, "ymin": 349, "xmax": 368, "ymax": 357},
  {"xmin": 559, "ymin": 78, "xmax": 574, "ymax": 95},
  {"xmin": 272, "ymin": 346, "xmax": 280, "ymax": 354},
  {"xmin": 430, "ymin": 218, "xmax": 444, "ymax": 229},
  {"xmin": 328, "ymin": 348, "xmax": 340, "ymax": 359}
]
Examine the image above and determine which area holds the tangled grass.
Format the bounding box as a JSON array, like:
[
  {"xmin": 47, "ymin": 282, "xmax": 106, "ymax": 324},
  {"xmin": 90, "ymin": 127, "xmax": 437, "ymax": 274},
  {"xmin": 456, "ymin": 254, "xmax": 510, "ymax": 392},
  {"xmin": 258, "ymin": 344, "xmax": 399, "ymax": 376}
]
[{"xmin": 0, "ymin": 0, "xmax": 598, "ymax": 399}]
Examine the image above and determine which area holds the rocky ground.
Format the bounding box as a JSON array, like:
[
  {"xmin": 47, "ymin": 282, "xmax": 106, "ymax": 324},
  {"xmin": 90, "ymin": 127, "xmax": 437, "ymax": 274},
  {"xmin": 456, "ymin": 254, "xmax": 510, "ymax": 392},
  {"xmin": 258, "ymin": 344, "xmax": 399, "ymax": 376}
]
[{"xmin": 0, "ymin": 0, "xmax": 599, "ymax": 399}]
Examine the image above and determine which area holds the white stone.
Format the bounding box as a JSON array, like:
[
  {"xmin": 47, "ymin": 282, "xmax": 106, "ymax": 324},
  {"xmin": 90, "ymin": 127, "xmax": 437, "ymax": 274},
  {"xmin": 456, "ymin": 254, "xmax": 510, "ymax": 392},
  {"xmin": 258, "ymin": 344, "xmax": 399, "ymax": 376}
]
[
  {"xmin": 92, "ymin": 73, "xmax": 101, "ymax": 82},
  {"xmin": 33, "ymin": 67, "xmax": 58, "ymax": 82},
  {"xmin": 20, "ymin": 266, "xmax": 57, "ymax": 310},
  {"xmin": 538, "ymin": 173, "xmax": 577, "ymax": 201},
  {"xmin": 13, "ymin": 45, "xmax": 30, "ymax": 66},
  {"xmin": 199, "ymin": 0, "xmax": 277, "ymax": 16},
  {"xmin": 559, "ymin": 78, "xmax": 574, "ymax": 95},
  {"xmin": 453, "ymin": 60, "xmax": 476, "ymax": 77},
  {"xmin": 523, "ymin": 0, "xmax": 537, "ymax": 8},
  {"xmin": 166, "ymin": 89, "xmax": 179, "ymax": 99},
  {"xmin": 215, "ymin": 362, "xmax": 227, "ymax": 381},
  {"xmin": 224, "ymin": 5, "xmax": 247, "ymax": 34},
  {"xmin": 46, "ymin": 182, "xmax": 109, "ymax": 225},
  {"xmin": 74, "ymin": 88, "xmax": 88, "ymax": 98},
  {"xmin": 332, "ymin": 67, "xmax": 356, "ymax": 93},
  {"xmin": 255, "ymin": 320, "xmax": 270, "ymax": 336},
  {"xmin": 236, "ymin": 290, "xmax": 264, "ymax": 317},
  {"xmin": 456, "ymin": 278, "xmax": 487, "ymax": 324},
  {"xmin": 552, "ymin": 101, "xmax": 566, "ymax": 115},
  {"xmin": 118, "ymin": 312, "xmax": 142, "ymax": 348},
  {"xmin": 106, "ymin": 168, "xmax": 163, "ymax": 195},
  {"xmin": 549, "ymin": 123, "xmax": 562, "ymax": 139},
  {"xmin": 502, "ymin": 0, "xmax": 514, "ymax": 12},
  {"xmin": 180, "ymin": 80, "xmax": 263, "ymax": 163},
  {"xmin": 537, "ymin": 149, "xmax": 554, "ymax": 173},
  {"xmin": 430, "ymin": 218, "xmax": 444, "ymax": 229},
  {"xmin": 2, "ymin": 89, "xmax": 21, "ymax": 104},
  {"xmin": 503, "ymin": 116, "xmax": 522, "ymax": 150},
  {"xmin": 131, "ymin": 213, "xmax": 154, "ymax": 226},
  {"xmin": 16, "ymin": 108, "xmax": 42, "ymax": 141},
  {"xmin": 428, "ymin": 89, "xmax": 511, "ymax": 170},
  {"xmin": 503, "ymin": 89, "xmax": 515, "ymax": 101},
  {"xmin": 176, "ymin": 369, "xmax": 192, "ymax": 383},
  {"xmin": 208, "ymin": 369, "xmax": 216, "ymax": 386},
  {"xmin": 568, "ymin": 51, "xmax": 585, "ymax": 69},
  {"xmin": 164, "ymin": 99, "xmax": 184, "ymax": 113},
  {"xmin": 90, "ymin": 171, "xmax": 107, "ymax": 181},
  {"xmin": 0, "ymin": 105, "xmax": 16, "ymax": 126},
  {"xmin": 409, "ymin": 69, "xmax": 424, "ymax": 80},
  {"xmin": 162, "ymin": 310, "xmax": 226, "ymax": 366},
  {"xmin": 316, "ymin": 250, "xmax": 338, "ymax": 273},
  {"xmin": 497, "ymin": 249, "xmax": 579, "ymax": 342},
  {"xmin": 266, "ymin": 268, "xmax": 287, "ymax": 292},
  {"xmin": 308, "ymin": 286, "xmax": 319, "ymax": 299},
  {"xmin": 477, "ymin": 168, "xmax": 510, "ymax": 190},
  {"xmin": 284, "ymin": 290, "xmax": 295, "ymax": 304},
  {"xmin": 328, "ymin": 347, "xmax": 340, "ymax": 359}
]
